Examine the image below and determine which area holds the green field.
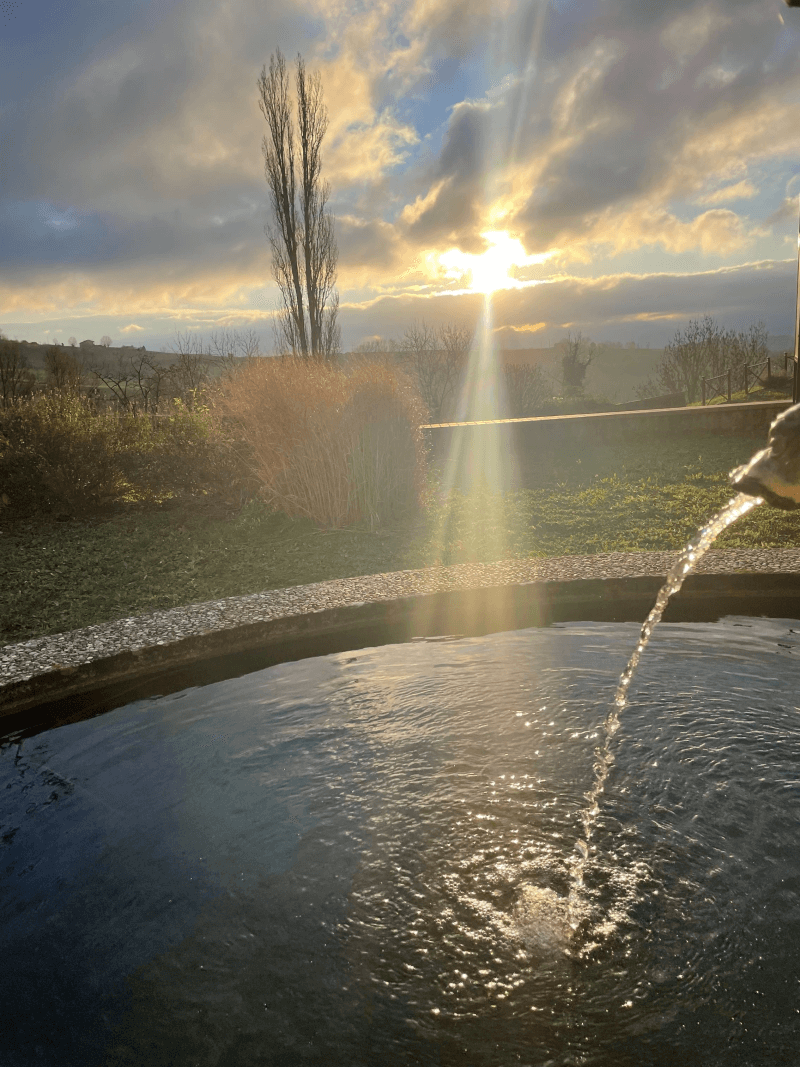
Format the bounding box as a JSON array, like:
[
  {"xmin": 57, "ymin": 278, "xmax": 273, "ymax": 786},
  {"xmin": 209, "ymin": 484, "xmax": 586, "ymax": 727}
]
[{"xmin": 2, "ymin": 429, "xmax": 798, "ymax": 647}]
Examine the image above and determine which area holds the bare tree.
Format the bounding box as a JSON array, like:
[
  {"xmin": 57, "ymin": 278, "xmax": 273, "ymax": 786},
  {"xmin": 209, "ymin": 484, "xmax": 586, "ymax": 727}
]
[
  {"xmin": 207, "ymin": 327, "xmax": 263, "ymax": 373},
  {"xmin": 398, "ymin": 321, "xmax": 472, "ymax": 422},
  {"xmin": 238, "ymin": 328, "xmax": 264, "ymax": 361},
  {"xmin": 353, "ymin": 336, "xmax": 402, "ymax": 355},
  {"xmin": 88, "ymin": 346, "xmax": 180, "ymax": 414},
  {"xmin": 258, "ymin": 49, "xmax": 339, "ymax": 360},
  {"xmin": 99, "ymin": 335, "xmax": 113, "ymax": 348},
  {"xmin": 0, "ymin": 336, "xmax": 35, "ymax": 406},
  {"xmin": 166, "ymin": 330, "xmax": 215, "ymax": 401},
  {"xmin": 67, "ymin": 336, "xmax": 78, "ymax": 348},
  {"xmin": 162, "ymin": 328, "xmax": 264, "ymax": 398},
  {"xmin": 503, "ymin": 362, "xmax": 552, "ymax": 418},
  {"xmin": 130, "ymin": 352, "xmax": 173, "ymax": 412},
  {"xmin": 45, "ymin": 345, "xmax": 84, "ymax": 393},
  {"xmin": 558, "ymin": 332, "xmax": 593, "ymax": 396},
  {"xmin": 644, "ymin": 316, "xmax": 769, "ymax": 403},
  {"xmin": 90, "ymin": 354, "xmax": 137, "ymax": 411}
]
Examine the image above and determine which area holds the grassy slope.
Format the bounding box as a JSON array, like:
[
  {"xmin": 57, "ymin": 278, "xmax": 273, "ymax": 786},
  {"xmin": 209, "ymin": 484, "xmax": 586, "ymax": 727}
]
[
  {"xmin": 690, "ymin": 383, "xmax": 792, "ymax": 406},
  {"xmin": 2, "ymin": 430, "xmax": 800, "ymax": 646}
]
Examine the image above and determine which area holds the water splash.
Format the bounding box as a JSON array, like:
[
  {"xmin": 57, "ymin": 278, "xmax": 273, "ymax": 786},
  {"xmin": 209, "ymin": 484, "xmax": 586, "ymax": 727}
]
[{"xmin": 567, "ymin": 491, "xmax": 762, "ymax": 929}]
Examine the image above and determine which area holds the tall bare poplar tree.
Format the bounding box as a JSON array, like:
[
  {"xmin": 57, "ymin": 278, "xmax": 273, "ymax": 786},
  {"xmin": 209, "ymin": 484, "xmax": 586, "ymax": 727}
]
[{"xmin": 258, "ymin": 50, "xmax": 340, "ymax": 360}]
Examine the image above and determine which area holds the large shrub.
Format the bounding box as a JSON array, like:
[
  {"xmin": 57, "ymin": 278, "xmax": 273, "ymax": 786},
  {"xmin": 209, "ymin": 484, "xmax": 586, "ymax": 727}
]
[{"xmin": 216, "ymin": 356, "xmax": 429, "ymax": 527}]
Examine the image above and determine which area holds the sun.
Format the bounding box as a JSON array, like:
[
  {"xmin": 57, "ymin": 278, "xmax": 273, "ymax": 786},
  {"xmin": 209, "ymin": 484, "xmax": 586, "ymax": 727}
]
[{"xmin": 438, "ymin": 231, "xmax": 545, "ymax": 294}]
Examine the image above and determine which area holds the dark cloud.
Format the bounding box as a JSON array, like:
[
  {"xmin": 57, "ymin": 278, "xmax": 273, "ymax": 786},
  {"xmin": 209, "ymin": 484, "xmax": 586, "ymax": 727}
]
[
  {"xmin": 0, "ymin": 192, "xmax": 268, "ymax": 270},
  {"xmin": 0, "ymin": 200, "xmax": 124, "ymax": 266},
  {"xmin": 337, "ymin": 216, "xmax": 404, "ymax": 271},
  {"xmin": 605, "ymin": 0, "xmax": 727, "ymax": 31},
  {"xmin": 401, "ymin": 100, "xmax": 489, "ymax": 246},
  {"xmin": 339, "ymin": 259, "xmax": 797, "ymax": 348},
  {"xmin": 492, "ymin": 258, "xmax": 796, "ymax": 336}
]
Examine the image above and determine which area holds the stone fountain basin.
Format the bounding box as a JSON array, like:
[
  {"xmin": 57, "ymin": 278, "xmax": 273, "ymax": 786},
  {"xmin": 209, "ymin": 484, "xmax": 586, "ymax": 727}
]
[{"xmin": 4, "ymin": 548, "xmax": 800, "ymax": 736}]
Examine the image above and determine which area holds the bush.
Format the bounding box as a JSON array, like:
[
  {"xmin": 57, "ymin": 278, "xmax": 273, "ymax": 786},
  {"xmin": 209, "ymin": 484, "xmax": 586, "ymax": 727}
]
[
  {"xmin": 114, "ymin": 398, "xmax": 253, "ymax": 506},
  {"xmin": 216, "ymin": 356, "xmax": 429, "ymax": 527},
  {"xmin": 0, "ymin": 337, "xmax": 36, "ymax": 406},
  {"xmin": 646, "ymin": 317, "xmax": 769, "ymax": 404},
  {"xmin": 0, "ymin": 393, "xmax": 125, "ymax": 514},
  {"xmin": 0, "ymin": 392, "xmax": 253, "ymax": 516}
]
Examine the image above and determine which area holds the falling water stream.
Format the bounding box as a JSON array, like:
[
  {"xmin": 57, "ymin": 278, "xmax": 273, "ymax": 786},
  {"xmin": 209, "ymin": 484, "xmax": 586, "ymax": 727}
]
[
  {"xmin": 566, "ymin": 490, "xmax": 762, "ymax": 928},
  {"xmin": 613, "ymin": 492, "xmax": 764, "ymax": 709}
]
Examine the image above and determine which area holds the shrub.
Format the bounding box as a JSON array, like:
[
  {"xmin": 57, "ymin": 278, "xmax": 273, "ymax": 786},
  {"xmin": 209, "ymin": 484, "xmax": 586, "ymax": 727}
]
[
  {"xmin": 0, "ymin": 392, "xmax": 254, "ymax": 516},
  {"xmin": 0, "ymin": 338, "xmax": 36, "ymax": 407},
  {"xmin": 0, "ymin": 393, "xmax": 125, "ymax": 514},
  {"xmin": 111, "ymin": 398, "xmax": 247, "ymax": 505},
  {"xmin": 216, "ymin": 356, "xmax": 429, "ymax": 527},
  {"xmin": 344, "ymin": 360, "xmax": 430, "ymax": 525}
]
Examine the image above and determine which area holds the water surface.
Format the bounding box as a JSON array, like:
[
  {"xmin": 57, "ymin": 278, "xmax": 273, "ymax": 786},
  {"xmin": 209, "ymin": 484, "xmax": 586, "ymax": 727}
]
[{"xmin": 2, "ymin": 618, "xmax": 799, "ymax": 1066}]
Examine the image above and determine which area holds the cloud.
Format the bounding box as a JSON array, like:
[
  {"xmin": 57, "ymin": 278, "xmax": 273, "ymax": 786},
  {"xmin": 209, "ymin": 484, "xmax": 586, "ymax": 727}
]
[
  {"xmin": 398, "ymin": 98, "xmax": 492, "ymax": 248},
  {"xmin": 336, "ymin": 258, "xmax": 797, "ymax": 347},
  {"xmin": 374, "ymin": 0, "xmax": 799, "ymax": 276},
  {"xmin": 2, "ymin": 0, "xmax": 800, "ymax": 356},
  {"xmin": 336, "ymin": 215, "xmax": 410, "ymax": 286},
  {"xmin": 401, "ymin": 0, "xmax": 517, "ymax": 62},
  {"xmin": 765, "ymin": 196, "xmax": 798, "ymax": 228},
  {"xmin": 326, "ymin": 113, "xmax": 418, "ymax": 186},
  {"xmin": 505, "ymin": 1, "xmax": 800, "ymax": 254},
  {"xmin": 0, "ymin": 254, "xmax": 276, "ymax": 320},
  {"xmin": 488, "ymin": 258, "xmax": 796, "ymax": 337},
  {"xmin": 696, "ymin": 180, "xmax": 758, "ymax": 205},
  {"xmin": 583, "ymin": 205, "xmax": 758, "ymax": 258}
]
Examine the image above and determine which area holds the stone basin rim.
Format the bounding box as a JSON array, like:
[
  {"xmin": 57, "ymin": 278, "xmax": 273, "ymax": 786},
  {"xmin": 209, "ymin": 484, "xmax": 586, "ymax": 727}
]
[{"xmin": 3, "ymin": 548, "xmax": 800, "ymax": 735}]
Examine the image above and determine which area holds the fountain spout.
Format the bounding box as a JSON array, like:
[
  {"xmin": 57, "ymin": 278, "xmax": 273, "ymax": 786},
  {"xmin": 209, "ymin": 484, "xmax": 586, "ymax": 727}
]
[{"xmin": 730, "ymin": 402, "xmax": 800, "ymax": 510}]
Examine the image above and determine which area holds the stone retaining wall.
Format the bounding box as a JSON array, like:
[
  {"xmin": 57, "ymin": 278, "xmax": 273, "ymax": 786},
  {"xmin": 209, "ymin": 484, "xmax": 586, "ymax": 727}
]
[{"xmin": 422, "ymin": 400, "xmax": 789, "ymax": 488}]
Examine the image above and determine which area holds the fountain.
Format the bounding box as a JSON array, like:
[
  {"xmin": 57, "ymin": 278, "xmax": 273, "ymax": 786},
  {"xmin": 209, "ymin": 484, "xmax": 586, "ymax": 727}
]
[
  {"xmin": 731, "ymin": 401, "xmax": 800, "ymax": 509},
  {"xmin": 1, "ymin": 406, "xmax": 800, "ymax": 1066}
]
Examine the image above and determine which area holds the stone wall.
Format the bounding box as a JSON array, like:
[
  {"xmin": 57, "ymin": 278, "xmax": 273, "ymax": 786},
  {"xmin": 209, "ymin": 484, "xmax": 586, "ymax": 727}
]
[{"xmin": 422, "ymin": 400, "xmax": 790, "ymax": 489}]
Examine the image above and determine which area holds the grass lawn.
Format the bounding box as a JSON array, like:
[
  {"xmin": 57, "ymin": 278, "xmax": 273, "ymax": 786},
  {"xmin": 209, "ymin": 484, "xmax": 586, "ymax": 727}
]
[{"xmin": 2, "ymin": 430, "xmax": 800, "ymax": 646}]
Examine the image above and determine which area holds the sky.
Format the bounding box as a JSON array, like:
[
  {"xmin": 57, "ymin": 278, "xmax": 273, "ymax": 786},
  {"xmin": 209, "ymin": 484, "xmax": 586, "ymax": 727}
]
[{"xmin": 1, "ymin": 0, "xmax": 800, "ymax": 355}]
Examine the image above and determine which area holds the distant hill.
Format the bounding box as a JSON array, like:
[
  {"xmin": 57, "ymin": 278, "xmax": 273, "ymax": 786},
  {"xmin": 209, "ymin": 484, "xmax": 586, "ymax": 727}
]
[
  {"xmin": 497, "ymin": 345, "xmax": 665, "ymax": 404},
  {"xmin": 343, "ymin": 345, "xmax": 666, "ymax": 409},
  {"xmin": 7, "ymin": 339, "xmax": 178, "ymax": 371}
]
